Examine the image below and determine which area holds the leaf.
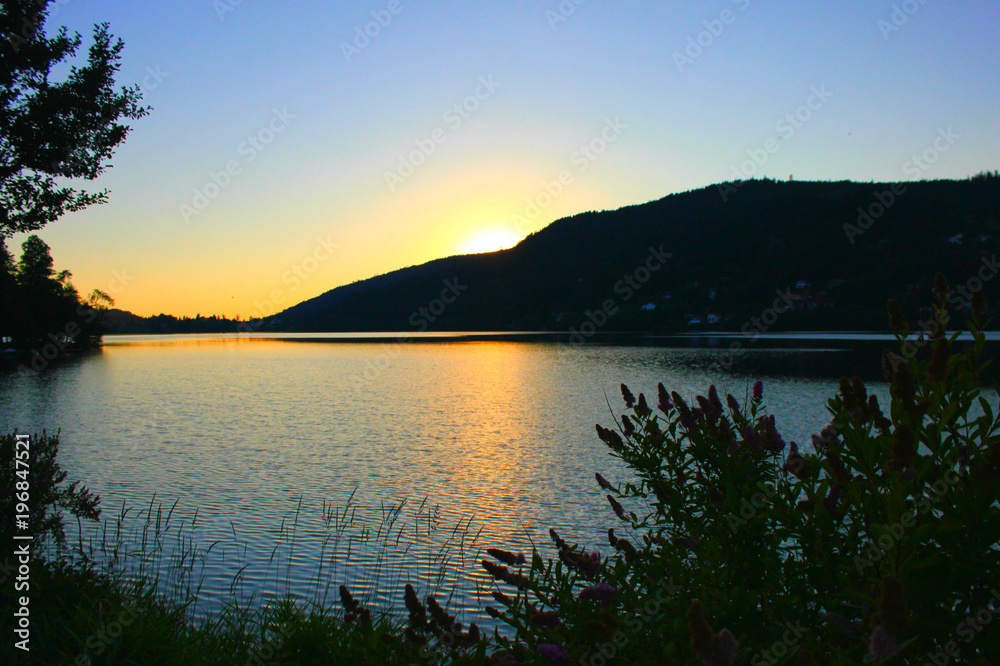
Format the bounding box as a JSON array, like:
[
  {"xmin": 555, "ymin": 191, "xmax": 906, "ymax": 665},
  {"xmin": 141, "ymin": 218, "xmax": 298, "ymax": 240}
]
[{"xmin": 979, "ymin": 396, "xmax": 994, "ymax": 428}]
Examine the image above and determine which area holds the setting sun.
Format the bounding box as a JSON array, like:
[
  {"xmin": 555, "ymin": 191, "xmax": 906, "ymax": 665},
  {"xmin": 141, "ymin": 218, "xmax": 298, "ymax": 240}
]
[{"xmin": 460, "ymin": 229, "xmax": 523, "ymax": 255}]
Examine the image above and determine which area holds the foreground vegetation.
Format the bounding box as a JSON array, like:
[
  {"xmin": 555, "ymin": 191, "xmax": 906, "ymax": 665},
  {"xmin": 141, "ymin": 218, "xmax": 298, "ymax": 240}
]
[
  {"xmin": 0, "ymin": 235, "xmax": 113, "ymax": 353},
  {"xmin": 3, "ymin": 278, "xmax": 999, "ymax": 664},
  {"xmin": 477, "ymin": 277, "xmax": 999, "ymax": 664}
]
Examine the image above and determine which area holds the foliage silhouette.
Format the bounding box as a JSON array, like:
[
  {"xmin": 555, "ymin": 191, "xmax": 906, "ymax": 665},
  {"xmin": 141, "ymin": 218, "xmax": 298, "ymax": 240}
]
[
  {"xmin": 0, "ymin": 0, "xmax": 148, "ymax": 236},
  {"xmin": 1, "ymin": 235, "xmax": 111, "ymax": 351},
  {"xmin": 481, "ymin": 277, "xmax": 1000, "ymax": 664}
]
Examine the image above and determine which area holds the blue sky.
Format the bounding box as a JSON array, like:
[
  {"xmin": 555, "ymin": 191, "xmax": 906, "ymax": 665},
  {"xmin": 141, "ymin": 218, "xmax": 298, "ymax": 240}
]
[{"xmin": 16, "ymin": 0, "xmax": 1000, "ymax": 317}]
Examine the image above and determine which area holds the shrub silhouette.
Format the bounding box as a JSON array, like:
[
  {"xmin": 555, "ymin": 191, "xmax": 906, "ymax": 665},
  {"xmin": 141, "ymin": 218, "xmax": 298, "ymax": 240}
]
[
  {"xmin": 0, "ymin": 430, "xmax": 100, "ymax": 555},
  {"xmin": 483, "ymin": 276, "xmax": 1000, "ymax": 664}
]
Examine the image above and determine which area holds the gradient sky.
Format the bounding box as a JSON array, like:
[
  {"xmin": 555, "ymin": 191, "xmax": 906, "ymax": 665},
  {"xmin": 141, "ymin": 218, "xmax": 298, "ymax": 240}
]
[{"xmin": 12, "ymin": 0, "xmax": 1000, "ymax": 318}]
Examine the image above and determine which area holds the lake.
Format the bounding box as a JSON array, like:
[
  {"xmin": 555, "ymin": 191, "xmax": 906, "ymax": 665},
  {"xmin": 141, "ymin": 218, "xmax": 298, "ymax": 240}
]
[{"xmin": 0, "ymin": 332, "xmax": 990, "ymax": 629}]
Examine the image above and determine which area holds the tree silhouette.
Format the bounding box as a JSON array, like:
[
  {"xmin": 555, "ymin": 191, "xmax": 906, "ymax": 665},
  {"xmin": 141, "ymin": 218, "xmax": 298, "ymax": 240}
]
[
  {"xmin": 15, "ymin": 233, "xmax": 55, "ymax": 286},
  {"xmin": 3, "ymin": 235, "xmax": 108, "ymax": 350},
  {"xmin": 0, "ymin": 238, "xmax": 16, "ymax": 343},
  {"xmin": 1, "ymin": 0, "xmax": 149, "ymax": 236}
]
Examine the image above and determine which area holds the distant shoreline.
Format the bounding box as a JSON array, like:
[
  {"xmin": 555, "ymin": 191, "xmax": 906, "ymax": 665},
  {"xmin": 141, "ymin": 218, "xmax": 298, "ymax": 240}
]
[{"xmin": 99, "ymin": 330, "xmax": 1000, "ymax": 344}]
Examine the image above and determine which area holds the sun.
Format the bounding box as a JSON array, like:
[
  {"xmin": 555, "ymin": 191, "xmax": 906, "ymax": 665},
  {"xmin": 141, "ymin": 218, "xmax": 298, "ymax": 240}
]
[{"xmin": 460, "ymin": 229, "xmax": 522, "ymax": 255}]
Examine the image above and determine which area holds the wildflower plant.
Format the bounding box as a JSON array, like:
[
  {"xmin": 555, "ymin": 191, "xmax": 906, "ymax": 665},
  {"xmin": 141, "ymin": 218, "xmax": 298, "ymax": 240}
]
[{"xmin": 482, "ymin": 276, "xmax": 1000, "ymax": 664}]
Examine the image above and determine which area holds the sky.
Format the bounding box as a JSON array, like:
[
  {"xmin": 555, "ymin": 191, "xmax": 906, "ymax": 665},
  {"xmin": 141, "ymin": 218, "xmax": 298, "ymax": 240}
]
[{"xmin": 11, "ymin": 0, "xmax": 1000, "ymax": 318}]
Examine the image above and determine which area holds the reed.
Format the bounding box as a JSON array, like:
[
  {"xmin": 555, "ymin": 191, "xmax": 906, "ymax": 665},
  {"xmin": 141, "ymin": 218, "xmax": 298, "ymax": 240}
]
[{"xmin": 2, "ymin": 487, "xmax": 490, "ymax": 664}]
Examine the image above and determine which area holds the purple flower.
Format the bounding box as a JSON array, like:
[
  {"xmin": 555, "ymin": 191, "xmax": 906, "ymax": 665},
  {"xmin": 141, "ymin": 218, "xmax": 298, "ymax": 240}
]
[
  {"xmin": 717, "ymin": 629, "xmax": 738, "ymax": 662},
  {"xmin": 577, "ymin": 549, "xmax": 602, "ymax": 578},
  {"xmin": 621, "ymin": 383, "xmax": 635, "ymax": 409},
  {"xmin": 608, "ymin": 494, "xmax": 626, "ymax": 519},
  {"xmin": 532, "ymin": 610, "xmax": 561, "ymax": 628},
  {"xmin": 764, "ymin": 414, "xmax": 786, "ymax": 453},
  {"xmin": 657, "ymin": 383, "xmax": 673, "ymax": 412},
  {"xmin": 753, "ymin": 380, "xmax": 764, "ymax": 401},
  {"xmin": 869, "ymin": 625, "xmax": 900, "ymax": 659},
  {"xmin": 487, "ymin": 548, "xmax": 527, "ymax": 567},
  {"xmin": 707, "ymin": 385, "xmax": 723, "ymax": 413},
  {"xmin": 579, "ymin": 583, "xmax": 617, "ymax": 605},
  {"xmin": 696, "ymin": 395, "xmax": 713, "ymax": 416},
  {"xmin": 538, "ymin": 644, "xmax": 568, "ymax": 662}
]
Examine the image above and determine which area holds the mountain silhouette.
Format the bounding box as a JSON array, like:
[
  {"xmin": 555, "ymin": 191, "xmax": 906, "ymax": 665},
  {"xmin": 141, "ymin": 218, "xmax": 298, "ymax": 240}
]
[
  {"xmin": 262, "ymin": 175, "xmax": 999, "ymax": 333},
  {"xmin": 104, "ymin": 175, "xmax": 999, "ymax": 335}
]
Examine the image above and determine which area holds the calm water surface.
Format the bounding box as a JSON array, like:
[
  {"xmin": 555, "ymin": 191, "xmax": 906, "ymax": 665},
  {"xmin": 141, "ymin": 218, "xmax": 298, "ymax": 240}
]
[{"xmin": 0, "ymin": 333, "xmax": 964, "ymax": 626}]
